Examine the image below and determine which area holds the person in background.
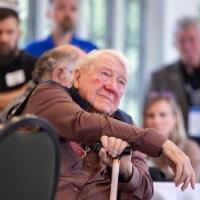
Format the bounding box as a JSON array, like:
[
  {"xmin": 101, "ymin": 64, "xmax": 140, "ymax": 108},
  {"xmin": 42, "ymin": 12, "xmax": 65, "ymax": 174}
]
[
  {"xmin": 0, "ymin": 44, "xmax": 86, "ymax": 123},
  {"xmin": 148, "ymin": 17, "xmax": 200, "ymax": 143},
  {"xmin": 143, "ymin": 92, "xmax": 200, "ymax": 182},
  {"xmin": 25, "ymin": 0, "xmax": 97, "ymax": 58},
  {"xmin": 14, "ymin": 49, "xmax": 195, "ymax": 200},
  {"xmin": 0, "ymin": 2, "xmax": 37, "ymax": 112},
  {"xmin": 31, "ymin": 44, "xmax": 86, "ymax": 86}
]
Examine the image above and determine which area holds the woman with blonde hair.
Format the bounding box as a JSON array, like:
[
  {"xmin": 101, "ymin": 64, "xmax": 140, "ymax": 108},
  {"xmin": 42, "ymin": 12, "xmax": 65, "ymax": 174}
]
[{"xmin": 143, "ymin": 92, "xmax": 200, "ymax": 182}]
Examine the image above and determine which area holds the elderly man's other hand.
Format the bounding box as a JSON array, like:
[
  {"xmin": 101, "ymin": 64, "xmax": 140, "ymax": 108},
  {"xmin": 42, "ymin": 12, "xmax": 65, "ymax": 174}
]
[
  {"xmin": 162, "ymin": 140, "xmax": 196, "ymax": 191},
  {"xmin": 99, "ymin": 136, "xmax": 132, "ymax": 181}
]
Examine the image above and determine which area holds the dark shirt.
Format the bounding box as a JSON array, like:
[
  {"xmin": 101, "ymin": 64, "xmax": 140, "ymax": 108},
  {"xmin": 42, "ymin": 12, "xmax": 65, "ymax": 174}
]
[
  {"xmin": 180, "ymin": 61, "xmax": 200, "ymax": 106},
  {"xmin": 180, "ymin": 62, "xmax": 200, "ymax": 90},
  {"xmin": 0, "ymin": 50, "xmax": 37, "ymax": 92}
]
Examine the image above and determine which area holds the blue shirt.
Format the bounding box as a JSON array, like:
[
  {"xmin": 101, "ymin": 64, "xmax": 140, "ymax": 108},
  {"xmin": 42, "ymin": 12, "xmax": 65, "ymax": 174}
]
[{"xmin": 25, "ymin": 34, "xmax": 98, "ymax": 58}]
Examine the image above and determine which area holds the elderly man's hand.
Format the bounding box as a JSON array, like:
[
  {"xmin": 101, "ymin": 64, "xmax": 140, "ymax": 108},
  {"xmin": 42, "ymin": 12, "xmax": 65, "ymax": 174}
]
[
  {"xmin": 162, "ymin": 140, "xmax": 196, "ymax": 191},
  {"xmin": 99, "ymin": 136, "xmax": 132, "ymax": 181}
]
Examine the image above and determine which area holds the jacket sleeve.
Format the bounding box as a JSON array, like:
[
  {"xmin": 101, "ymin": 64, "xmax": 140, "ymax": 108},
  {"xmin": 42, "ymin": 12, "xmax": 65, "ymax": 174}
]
[
  {"xmin": 23, "ymin": 81, "xmax": 167, "ymax": 157},
  {"xmin": 148, "ymin": 71, "xmax": 161, "ymax": 93},
  {"xmin": 118, "ymin": 151, "xmax": 153, "ymax": 199}
]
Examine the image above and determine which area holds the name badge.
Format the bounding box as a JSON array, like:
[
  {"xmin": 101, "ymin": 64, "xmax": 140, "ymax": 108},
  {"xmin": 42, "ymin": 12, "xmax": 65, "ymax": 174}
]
[
  {"xmin": 188, "ymin": 106, "xmax": 200, "ymax": 137},
  {"xmin": 5, "ymin": 69, "xmax": 26, "ymax": 87}
]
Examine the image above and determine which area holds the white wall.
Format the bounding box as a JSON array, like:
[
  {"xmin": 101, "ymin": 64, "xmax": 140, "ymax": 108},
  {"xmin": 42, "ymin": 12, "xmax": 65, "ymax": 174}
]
[
  {"xmin": 163, "ymin": 0, "xmax": 199, "ymax": 63},
  {"xmin": 33, "ymin": 0, "xmax": 200, "ymax": 71},
  {"xmin": 144, "ymin": 0, "xmax": 164, "ymax": 76},
  {"xmin": 145, "ymin": 0, "xmax": 199, "ymax": 76}
]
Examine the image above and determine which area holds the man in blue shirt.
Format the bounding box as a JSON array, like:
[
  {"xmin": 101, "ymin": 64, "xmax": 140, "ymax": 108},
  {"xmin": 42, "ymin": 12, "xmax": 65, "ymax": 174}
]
[{"xmin": 25, "ymin": 0, "xmax": 97, "ymax": 58}]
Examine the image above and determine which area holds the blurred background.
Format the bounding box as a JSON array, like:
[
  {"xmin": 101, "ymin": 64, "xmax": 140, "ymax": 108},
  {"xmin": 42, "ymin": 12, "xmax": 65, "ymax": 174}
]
[{"xmin": 18, "ymin": 0, "xmax": 200, "ymax": 125}]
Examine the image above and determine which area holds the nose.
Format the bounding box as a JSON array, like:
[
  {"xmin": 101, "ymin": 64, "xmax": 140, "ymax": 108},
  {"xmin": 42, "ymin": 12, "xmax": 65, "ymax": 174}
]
[
  {"xmin": 64, "ymin": 8, "xmax": 70, "ymax": 16},
  {"xmin": 104, "ymin": 77, "xmax": 119, "ymax": 95},
  {"xmin": 182, "ymin": 39, "xmax": 193, "ymax": 51},
  {"xmin": 63, "ymin": 6, "xmax": 74, "ymax": 16},
  {"xmin": 151, "ymin": 115, "xmax": 162, "ymax": 128}
]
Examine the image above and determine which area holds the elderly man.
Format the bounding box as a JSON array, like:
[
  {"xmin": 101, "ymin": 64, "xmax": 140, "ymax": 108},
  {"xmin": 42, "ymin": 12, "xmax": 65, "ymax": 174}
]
[
  {"xmin": 25, "ymin": 0, "xmax": 97, "ymax": 58},
  {"xmin": 148, "ymin": 17, "xmax": 200, "ymax": 142},
  {"xmin": 0, "ymin": 4, "xmax": 37, "ymax": 111},
  {"xmin": 15, "ymin": 50, "xmax": 195, "ymax": 200}
]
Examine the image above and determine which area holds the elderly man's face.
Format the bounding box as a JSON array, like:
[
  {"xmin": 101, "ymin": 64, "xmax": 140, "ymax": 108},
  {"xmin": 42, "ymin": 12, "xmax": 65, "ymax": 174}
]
[
  {"xmin": 0, "ymin": 17, "xmax": 20, "ymax": 58},
  {"xmin": 50, "ymin": 0, "xmax": 78, "ymax": 33},
  {"xmin": 74, "ymin": 54, "xmax": 128, "ymax": 115},
  {"xmin": 175, "ymin": 25, "xmax": 200, "ymax": 66}
]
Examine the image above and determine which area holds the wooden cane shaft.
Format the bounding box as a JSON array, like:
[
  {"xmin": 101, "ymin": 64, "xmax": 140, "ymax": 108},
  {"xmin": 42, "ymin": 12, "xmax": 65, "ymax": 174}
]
[{"xmin": 110, "ymin": 159, "xmax": 120, "ymax": 200}]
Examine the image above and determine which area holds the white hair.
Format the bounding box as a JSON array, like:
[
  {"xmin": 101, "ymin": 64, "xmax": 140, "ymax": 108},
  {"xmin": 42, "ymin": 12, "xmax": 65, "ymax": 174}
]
[{"xmin": 74, "ymin": 49, "xmax": 129, "ymax": 73}]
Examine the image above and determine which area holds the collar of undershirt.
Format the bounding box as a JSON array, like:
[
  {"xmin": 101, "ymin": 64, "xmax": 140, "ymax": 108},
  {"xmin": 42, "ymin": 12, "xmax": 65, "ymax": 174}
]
[{"xmin": 68, "ymin": 87, "xmax": 92, "ymax": 112}]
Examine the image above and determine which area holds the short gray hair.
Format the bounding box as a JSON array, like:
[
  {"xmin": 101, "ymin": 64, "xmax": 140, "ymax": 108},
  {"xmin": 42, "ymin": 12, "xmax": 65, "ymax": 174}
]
[
  {"xmin": 74, "ymin": 49, "xmax": 128, "ymax": 75},
  {"xmin": 174, "ymin": 16, "xmax": 200, "ymax": 35},
  {"xmin": 32, "ymin": 45, "xmax": 85, "ymax": 83}
]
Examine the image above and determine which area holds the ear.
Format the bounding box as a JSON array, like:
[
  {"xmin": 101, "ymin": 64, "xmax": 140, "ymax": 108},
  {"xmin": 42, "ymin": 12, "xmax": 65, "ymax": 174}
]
[
  {"xmin": 73, "ymin": 69, "xmax": 81, "ymax": 89},
  {"xmin": 51, "ymin": 66, "xmax": 65, "ymax": 84}
]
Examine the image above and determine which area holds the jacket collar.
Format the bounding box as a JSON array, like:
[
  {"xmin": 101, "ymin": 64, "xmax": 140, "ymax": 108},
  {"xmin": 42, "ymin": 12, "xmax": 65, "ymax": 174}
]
[{"xmin": 68, "ymin": 87, "xmax": 91, "ymax": 111}]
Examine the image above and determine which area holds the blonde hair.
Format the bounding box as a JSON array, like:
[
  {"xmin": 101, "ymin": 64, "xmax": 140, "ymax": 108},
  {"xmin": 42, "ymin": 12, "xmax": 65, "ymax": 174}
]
[{"xmin": 143, "ymin": 94, "xmax": 186, "ymax": 145}]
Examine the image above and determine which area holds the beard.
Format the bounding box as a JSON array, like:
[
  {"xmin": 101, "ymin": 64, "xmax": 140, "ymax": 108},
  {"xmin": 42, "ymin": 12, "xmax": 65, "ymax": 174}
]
[
  {"xmin": 58, "ymin": 16, "xmax": 75, "ymax": 33},
  {"xmin": 0, "ymin": 44, "xmax": 18, "ymax": 65}
]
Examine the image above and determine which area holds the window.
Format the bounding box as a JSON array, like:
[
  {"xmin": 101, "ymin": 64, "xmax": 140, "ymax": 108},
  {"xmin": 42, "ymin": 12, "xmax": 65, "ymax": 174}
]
[
  {"xmin": 123, "ymin": 0, "xmax": 144, "ymax": 124},
  {"xmin": 18, "ymin": 0, "xmax": 30, "ymax": 46},
  {"xmin": 77, "ymin": 0, "xmax": 107, "ymax": 48},
  {"xmin": 79, "ymin": 0, "xmax": 144, "ymax": 124},
  {"xmin": 19, "ymin": 0, "xmax": 144, "ymax": 124}
]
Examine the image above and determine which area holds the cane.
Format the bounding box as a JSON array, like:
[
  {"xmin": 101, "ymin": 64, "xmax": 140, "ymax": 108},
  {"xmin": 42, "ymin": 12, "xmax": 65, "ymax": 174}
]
[{"xmin": 110, "ymin": 147, "xmax": 131, "ymax": 200}]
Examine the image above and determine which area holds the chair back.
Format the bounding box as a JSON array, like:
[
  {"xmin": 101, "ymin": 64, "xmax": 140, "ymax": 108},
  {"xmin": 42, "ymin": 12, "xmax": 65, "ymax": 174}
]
[{"xmin": 0, "ymin": 115, "xmax": 60, "ymax": 200}]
